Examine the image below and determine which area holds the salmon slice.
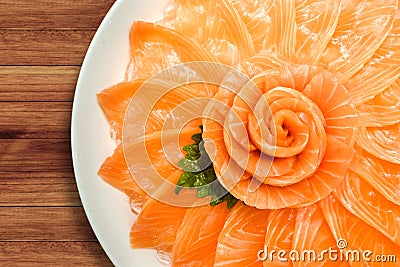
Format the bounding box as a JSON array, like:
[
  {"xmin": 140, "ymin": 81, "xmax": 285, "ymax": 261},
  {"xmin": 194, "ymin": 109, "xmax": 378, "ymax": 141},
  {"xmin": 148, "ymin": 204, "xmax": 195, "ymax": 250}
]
[
  {"xmin": 292, "ymin": 204, "xmax": 349, "ymax": 267},
  {"xmin": 242, "ymin": 51, "xmax": 289, "ymax": 78},
  {"xmin": 350, "ymin": 147, "xmax": 400, "ymax": 205},
  {"xmin": 320, "ymin": 194, "xmax": 400, "ymax": 267},
  {"xmin": 214, "ymin": 202, "xmax": 268, "ymax": 267},
  {"xmin": 97, "ymin": 144, "xmax": 147, "ymax": 214},
  {"xmin": 356, "ymin": 122, "xmax": 400, "ymax": 164},
  {"xmin": 123, "ymin": 125, "xmax": 205, "ymax": 200},
  {"xmin": 263, "ymin": 208, "xmax": 296, "ymax": 266},
  {"xmin": 130, "ymin": 196, "xmax": 187, "ymax": 253},
  {"xmin": 346, "ymin": 18, "xmax": 400, "ymax": 105},
  {"xmin": 97, "ymin": 81, "xmax": 143, "ymax": 140},
  {"xmin": 172, "ymin": 204, "xmax": 230, "ymax": 267},
  {"xmin": 166, "ymin": 0, "xmax": 255, "ymax": 66},
  {"xmin": 357, "ymin": 78, "xmax": 400, "ymax": 127},
  {"xmin": 97, "ymin": 80, "xmax": 210, "ymax": 140},
  {"xmin": 203, "ymin": 64, "xmax": 357, "ymax": 209},
  {"xmin": 334, "ymin": 171, "xmax": 400, "ymax": 246},
  {"xmin": 295, "ymin": 0, "xmax": 341, "ymax": 64},
  {"xmin": 126, "ymin": 21, "xmax": 218, "ymax": 80},
  {"xmin": 320, "ymin": 0, "xmax": 398, "ymax": 82},
  {"xmin": 230, "ymin": 0, "xmax": 296, "ymax": 61},
  {"xmin": 231, "ymin": 137, "xmax": 354, "ymax": 209},
  {"xmin": 98, "ymin": 83, "xmax": 210, "ymax": 186}
]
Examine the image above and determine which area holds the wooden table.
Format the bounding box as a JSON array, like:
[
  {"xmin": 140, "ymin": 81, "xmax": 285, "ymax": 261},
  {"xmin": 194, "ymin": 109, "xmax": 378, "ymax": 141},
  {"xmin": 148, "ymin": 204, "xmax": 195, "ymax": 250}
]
[{"xmin": 0, "ymin": 1, "xmax": 116, "ymax": 265}]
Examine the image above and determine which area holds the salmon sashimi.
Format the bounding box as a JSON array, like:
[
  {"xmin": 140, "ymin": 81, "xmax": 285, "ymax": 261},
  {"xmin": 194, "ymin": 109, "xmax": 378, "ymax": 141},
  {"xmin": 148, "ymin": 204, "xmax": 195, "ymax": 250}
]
[
  {"xmin": 357, "ymin": 78, "xmax": 400, "ymax": 127},
  {"xmin": 320, "ymin": 0, "xmax": 398, "ymax": 82},
  {"xmin": 97, "ymin": 81, "xmax": 143, "ymax": 140},
  {"xmin": 356, "ymin": 122, "xmax": 400, "ymax": 164},
  {"xmin": 295, "ymin": 0, "xmax": 340, "ymax": 64},
  {"xmin": 123, "ymin": 126, "xmax": 205, "ymax": 200},
  {"xmin": 97, "ymin": 144, "xmax": 147, "ymax": 214},
  {"xmin": 214, "ymin": 202, "xmax": 268, "ymax": 267},
  {"xmin": 172, "ymin": 204, "xmax": 230, "ymax": 267},
  {"xmin": 97, "ymin": 80, "xmax": 213, "ymax": 140},
  {"xmin": 165, "ymin": 0, "xmax": 255, "ymax": 66},
  {"xmin": 320, "ymin": 194, "xmax": 400, "ymax": 267},
  {"xmin": 334, "ymin": 171, "xmax": 400, "ymax": 246},
  {"xmin": 130, "ymin": 196, "xmax": 187, "ymax": 253},
  {"xmin": 95, "ymin": 0, "xmax": 400, "ymax": 265},
  {"xmin": 230, "ymin": 0, "xmax": 297, "ymax": 61},
  {"xmin": 242, "ymin": 51, "xmax": 289, "ymax": 78},
  {"xmin": 203, "ymin": 64, "xmax": 357, "ymax": 209},
  {"xmin": 263, "ymin": 208, "xmax": 297, "ymax": 266},
  {"xmin": 126, "ymin": 21, "xmax": 218, "ymax": 80},
  {"xmin": 346, "ymin": 18, "xmax": 400, "ymax": 105},
  {"xmin": 350, "ymin": 147, "xmax": 400, "ymax": 205},
  {"xmin": 292, "ymin": 204, "xmax": 350, "ymax": 267}
]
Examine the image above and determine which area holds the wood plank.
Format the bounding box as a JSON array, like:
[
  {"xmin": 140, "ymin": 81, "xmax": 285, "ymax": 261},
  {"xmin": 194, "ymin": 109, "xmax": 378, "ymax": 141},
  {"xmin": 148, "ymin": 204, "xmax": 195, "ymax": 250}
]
[
  {"xmin": 0, "ymin": 139, "xmax": 72, "ymax": 172},
  {"xmin": 0, "ymin": 207, "xmax": 96, "ymax": 241},
  {"xmin": 0, "ymin": 66, "xmax": 79, "ymax": 101},
  {"xmin": 0, "ymin": 30, "xmax": 95, "ymax": 65},
  {"xmin": 0, "ymin": 0, "xmax": 115, "ymax": 30},
  {"xmin": 0, "ymin": 242, "xmax": 113, "ymax": 266},
  {"xmin": 0, "ymin": 102, "xmax": 72, "ymax": 139},
  {"xmin": 0, "ymin": 172, "xmax": 81, "ymax": 207}
]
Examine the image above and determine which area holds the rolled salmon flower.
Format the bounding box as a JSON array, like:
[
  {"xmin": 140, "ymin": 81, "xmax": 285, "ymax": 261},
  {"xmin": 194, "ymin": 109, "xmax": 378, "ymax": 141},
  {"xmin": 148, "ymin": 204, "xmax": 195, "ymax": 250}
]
[{"xmin": 203, "ymin": 64, "xmax": 359, "ymax": 209}]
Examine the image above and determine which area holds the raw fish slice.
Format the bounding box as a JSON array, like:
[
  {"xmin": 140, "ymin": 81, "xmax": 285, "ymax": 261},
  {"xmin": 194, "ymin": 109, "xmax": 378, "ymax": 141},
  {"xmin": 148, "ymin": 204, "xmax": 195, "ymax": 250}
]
[
  {"xmin": 126, "ymin": 21, "xmax": 218, "ymax": 80},
  {"xmin": 166, "ymin": 0, "xmax": 255, "ymax": 65},
  {"xmin": 320, "ymin": 194, "xmax": 400, "ymax": 267},
  {"xmin": 215, "ymin": 202, "xmax": 268, "ymax": 267},
  {"xmin": 231, "ymin": 137, "xmax": 354, "ymax": 209},
  {"xmin": 97, "ymin": 81, "xmax": 143, "ymax": 140},
  {"xmin": 320, "ymin": 0, "xmax": 397, "ymax": 82},
  {"xmin": 357, "ymin": 79, "xmax": 400, "ymax": 127},
  {"xmin": 335, "ymin": 171, "xmax": 400, "ymax": 246},
  {"xmin": 302, "ymin": 71, "xmax": 358, "ymax": 146},
  {"xmin": 106, "ymin": 80, "xmax": 216, "ymax": 142},
  {"xmin": 350, "ymin": 148, "xmax": 400, "ymax": 205},
  {"xmin": 124, "ymin": 126, "xmax": 203, "ymax": 198},
  {"xmin": 295, "ymin": 0, "xmax": 341, "ymax": 64},
  {"xmin": 97, "ymin": 144, "xmax": 147, "ymax": 214},
  {"xmin": 242, "ymin": 51, "xmax": 289, "ymax": 77},
  {"xmin": 356, "ymin": 122, "xmax": 400, "ymax": 164},
  {"xmin": 346, "ymin": 18, "xmax": 400, "ymax": 105},
  {"xmin": 292, "ymin": 204, "xmax": 349, "ymax": 267},
  {"xmin": 97, "ymin": 80, "xmax": 211, "ymax": 140},
  {"xmin": 130, "ymin": 192, "xmax": 187, "ymax": 253},
  {"xmin": 263, "ymin": 208, "xmax": 296, "ymax": 266},
  {"xmin": 230, "ymin": 0, "xmax": 297, "ymax": 61},
  {"xmin": 141, "ymin": 83, "xmax": 217, "ymax": 134},
  {"xmin": 204, "ymin": 64, "xmax": 357, "ymax": 209},
  {"xmin": 172, "ymin": 204, "xmax": 230, "ymax": 267}
]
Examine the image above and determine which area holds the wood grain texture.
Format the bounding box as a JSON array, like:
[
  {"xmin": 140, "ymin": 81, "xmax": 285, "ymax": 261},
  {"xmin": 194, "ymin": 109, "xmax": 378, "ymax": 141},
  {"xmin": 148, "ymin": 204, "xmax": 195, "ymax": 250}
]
[
  {"xmin": 0, "ymin": 0, "xmax": 118, "ymax": 265},
  {"xmin": 0, "ymin": 66, "xmax": 79, "ymax": 101},
  {"xmin": 0, "ymin": 102, "xmax": 72, "ymax": 139},
  {"xmin": 0, "ymin": 0, "xmax": 115, "ymax": 29},
  {"xmin": 0, "ymin": 139, "xmax": 72, "ymax": 172},
  {"xmin": 0, "ymin": 30, "xmax": 95, "ymax": 65},
  {"xmin": 0, "ymin": 172, "xmax": 81, "ymax": 207},
  {"xmin": 0, "ymin": 242, "xmax": 113, "ymax": 266},
  {"xmin": 0, "ymin": 207, "xmax": 96, "ymax": 241}
]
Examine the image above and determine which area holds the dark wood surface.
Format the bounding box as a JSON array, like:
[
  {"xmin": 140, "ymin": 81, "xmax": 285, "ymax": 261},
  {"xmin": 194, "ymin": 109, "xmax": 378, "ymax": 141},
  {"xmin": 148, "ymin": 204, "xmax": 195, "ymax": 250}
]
[{"xmin": 0, "ymin": 1, "xmax": 116, "ymax": 265}]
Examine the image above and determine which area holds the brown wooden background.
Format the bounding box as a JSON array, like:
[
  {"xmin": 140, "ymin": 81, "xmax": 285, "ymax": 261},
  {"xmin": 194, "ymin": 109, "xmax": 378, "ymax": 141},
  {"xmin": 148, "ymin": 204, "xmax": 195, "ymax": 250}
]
[{"xmin": 0, "ymin": 1, "xmax": 116, "ymax": 265}]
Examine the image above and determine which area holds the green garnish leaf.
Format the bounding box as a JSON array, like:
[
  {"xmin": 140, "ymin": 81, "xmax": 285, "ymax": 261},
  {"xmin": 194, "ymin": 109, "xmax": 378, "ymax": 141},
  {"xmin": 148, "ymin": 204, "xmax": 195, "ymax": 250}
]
[
  {"xmin": 175, "ymin": 125, "xmax": 239, "ymax": 209},
  {"xmin": 178, "ymin": 158, "xmax": 201, "ymax": 173},
  {"xmin": 191, "ymin": 133, "xmax": 202, "ymax": 144},
  {"xmin": 196, "ymin": 186, "xmax": 210, "ymax": 198},
  {"xmin": 226, "ymin": 195, "xmax": 239, "ymax": 209}
]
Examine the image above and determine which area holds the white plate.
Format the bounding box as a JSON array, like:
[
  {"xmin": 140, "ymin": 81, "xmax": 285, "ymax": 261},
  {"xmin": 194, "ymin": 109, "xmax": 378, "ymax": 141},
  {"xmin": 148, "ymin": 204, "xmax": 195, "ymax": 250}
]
[{"xmin": 71, "ymin": 1, "xmax": 168, "ymax": 266}]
